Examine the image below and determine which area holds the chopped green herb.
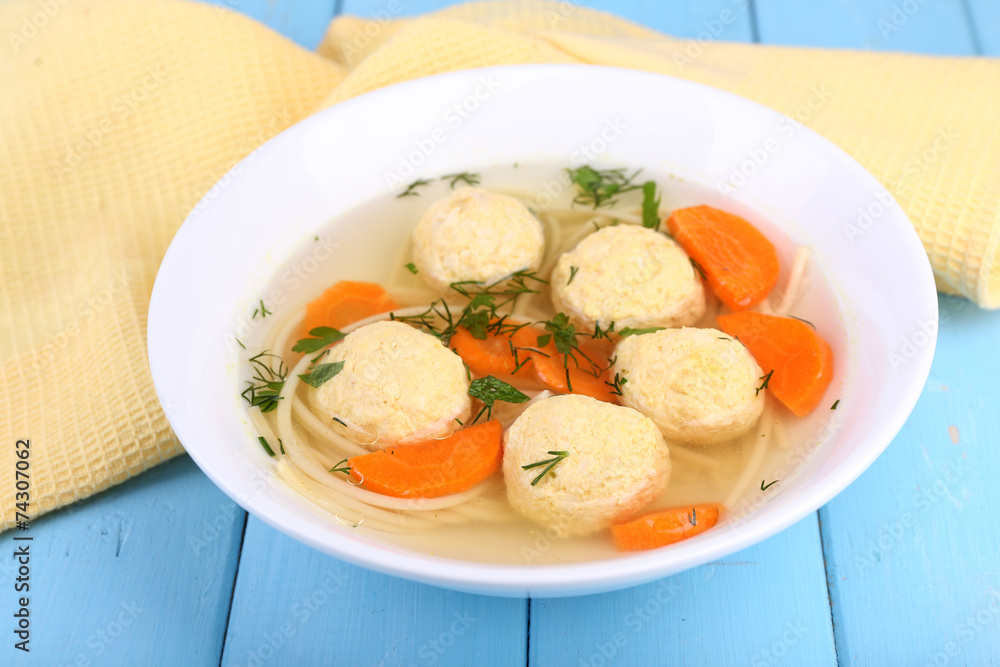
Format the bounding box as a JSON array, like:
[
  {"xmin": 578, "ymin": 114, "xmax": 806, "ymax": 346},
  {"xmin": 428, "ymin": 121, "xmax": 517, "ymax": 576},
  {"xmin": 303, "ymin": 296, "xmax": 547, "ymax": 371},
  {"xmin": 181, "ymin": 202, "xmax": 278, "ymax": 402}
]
[
  {"xmin": 235, "ymin": 337, "xmax": 245, "ymax": 350},
  {"xmin": 441, "ymin": 171, "xmax": 482, "ymax": 188},
  {"xmin": 298, "ymin": 361, "xmax": 345, "ymax": 388},
  {"xmin": 252, "ymin": 299, "xmax": 271, "ymax": 319},
  {"xmin": 468, "ymin": 375, "xmax": 530, "ymax": 423},
  {"xmin": 332, "ymin": 416, "xmax": 347, "ymax": 427},
  {"xmin": 641, "ymin": 181, "xmax": 660, "ymax": 229},
  {"xmin": 541, "ymin": 313, "xmax": 576, "ymax": 354},
  {"xmin": 568, "ymin": 265, "xmax": 580, "ymax": 285},
  {"xmin": 831, "ymin": 399, "xmax": 840, "ymax": 410},
  {"xmin": 606, "ymin": 371, "xmax": 628, "ymax": 396},
  {"xmin": 405, "ymin": 262, "xmax": 419, "ymax": 274},
  {"xmin": 279, "ymin": 440, "xmax": 285, "ymax": 455},
  {"xmin": 566, "ymin": 165, "xmax": 643, "ymax": 209},
  {"xmin": 522, "ymin": 450, "xmax": 570, "ymax": 486},
  {"xmin": 329, "ymin": 458, "xmax": 352, "ymax": 474},
  {"xmin": 592, "ymin": 321, "xmax": 615, "ymax": 341},
  {"xmin": 455, "ymin": 417, "xmax": 464, "ymax": 426},
  {"xmin": 241, "ymin": 351, "xmax": 287, "ymax": 413},
  {"xmin": 756, "ymin": 369, "xmax": 774, "ymax": 397},
  {"xmin": 760, "ymin": 479, "xmax": 779, "ymax": 491},
  {"xmin": 619, "ymin": 326, "xmax": 665, "ymax": 338},
  {"xmin": 397, "ymin": 178, "xmax": 432, "ymax": 198},
  {"xmin": 292, "ymin": 326, "xmax": 346, "ymax": 354},
  {"xmin": 688, "ymin": 508, "xmax": 698, "ymax": 526},
  {"xmin": 257, "ymin": 436, "xmax": 276, "ymax": 457},
  {"xmin": 790, "ymin": 315, "xmax": 816, "ymax": 329}
]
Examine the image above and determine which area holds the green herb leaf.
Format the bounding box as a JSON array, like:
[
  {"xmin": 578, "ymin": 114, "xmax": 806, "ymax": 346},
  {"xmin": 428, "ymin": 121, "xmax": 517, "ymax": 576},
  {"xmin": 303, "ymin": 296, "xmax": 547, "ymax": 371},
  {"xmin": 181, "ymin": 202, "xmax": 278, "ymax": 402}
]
[
  {"xmin": 641, "ymin": 181, "xmax": 660, "ymax": 229},
  {"xmin": 756, "ymin": 369, "xmax": 774, "ymax": 397},
  {"xmin": 292, "ymin": 326, "xmax": 346, "ymax": 353},
  {"xmin": 536, "ymin": 333, "xmax": 552, "ymax": 348},
  {"xmin": 522, "ymin": 450, "xmax": 570, "ymax": 486},
  {"xmin": 441, "ymin": 171, "xmax": 482, "ymax": 188},
  {"xmin": 760, "ymin": 479, "xmax": 779, "ymax": 491},
  {"xmin": 468, "ymin": 375, "xmax": 530, "ymax": 422},
  {"xmin": 241, "ymin": 351, "xmax": 287, "ymax": 413},
  {"xmin": 690, "ymin": 257, "xmax": 707, "ymax": 281},
  {"xmin": 397, "ymin": 178, "xmax": 432, "ymax": 198},
  {"xmin": 330, "ymin": 458, "xmax": 352, "ymax": 474},
  {"xmin": 299, "ymin": 361, "xmax": 345, "ymax": 388},
  {"xmin": 606, "ymin": 371, "xmax": 628, "ymax": 396},
  {"xmin": 258, "ymin": 436, "xmax": 276, "ymax": 457},
  {"xmin": 568, "ymin": 266, "xmax": 580, "ymax": 285},
  {"xmin": 619, "ymin": 326, "xmax": 665, "ymax": 338},
  {"xmin": 566, "ymin": 166, "xmax": 643, "ymax": 209},
  {"xmin": 405, "ymin": 262, "xmax": 419, "ymax": 274},
  {"xmin": 790, "ymin": 315, "xmax": 816, "ymax": 330},
  {"xmin": 831, "ymin": 399, "xmax": 840, "ymax": 410},
  {"xmin": 543, "ymin": 313, "xmax": 576, "ymax": 354}
]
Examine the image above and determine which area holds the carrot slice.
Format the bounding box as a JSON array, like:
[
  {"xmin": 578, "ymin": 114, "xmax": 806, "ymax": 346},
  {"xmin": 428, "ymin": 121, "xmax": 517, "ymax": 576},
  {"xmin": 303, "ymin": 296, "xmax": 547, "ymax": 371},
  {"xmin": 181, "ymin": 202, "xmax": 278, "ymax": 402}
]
[
  {"xmin": 450, "ymin": 326, "xmax": 545, "ymax": 389},
  {"xmin": 302, "ymin": 281, "xmax": 398, "ymax": 334},
  {"xmin": 529, "ymin": 336, "xmax": 617, "ymax": 403},
  {"xmin": 716, "ymin": 311, "xmax": 833, "ymax": 416},
  {"xmin": 347, "ymin": 421, "xmax": 503, "ymax": 498},
  {"xmin": 611, "ymin": 505, "xmax": 720, "ymax": 552},
  {"xmin": 666, "ymin": 205, "xmax": 779, "ymax": 311}
]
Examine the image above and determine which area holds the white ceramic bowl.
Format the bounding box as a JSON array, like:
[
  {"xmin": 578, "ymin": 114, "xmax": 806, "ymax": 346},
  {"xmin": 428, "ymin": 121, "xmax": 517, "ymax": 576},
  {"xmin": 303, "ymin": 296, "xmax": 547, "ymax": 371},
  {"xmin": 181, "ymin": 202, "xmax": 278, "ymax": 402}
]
[{"xmin": 148, "ymin": 65, "xmax": 937, "ymax": 597}]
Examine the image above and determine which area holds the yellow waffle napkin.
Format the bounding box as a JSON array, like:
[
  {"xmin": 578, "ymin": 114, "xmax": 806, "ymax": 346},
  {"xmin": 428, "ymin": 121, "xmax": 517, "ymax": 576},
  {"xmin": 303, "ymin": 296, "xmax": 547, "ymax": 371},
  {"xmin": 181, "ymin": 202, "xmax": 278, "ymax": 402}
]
[{"xmin": 1, "ymin": 0, "xmax": 997, "ymax": 528}]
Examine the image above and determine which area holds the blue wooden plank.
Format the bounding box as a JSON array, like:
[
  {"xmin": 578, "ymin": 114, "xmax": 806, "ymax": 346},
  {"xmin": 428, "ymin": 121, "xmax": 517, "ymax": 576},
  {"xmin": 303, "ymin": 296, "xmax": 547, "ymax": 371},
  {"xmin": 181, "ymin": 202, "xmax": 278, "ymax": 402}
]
[
  {"xmin": 221, "ymin": 517, "xmax": 527, "ymax": 666},
  {"xmin": 0, "ymin": 455, "xmax": 245, "ymax": 666},
  {"xmin": 531, "ymin": 516, "xmax": 836, "ymax": 666},
  {"xmin": 339, "ymin": 0, "xmax": 754, "ymax": 41},
  {"xmin": 200, "ymin": 0, "xmax": 338, "ymax": 50},
  {"xmin": 965, "ymin": 0, "xmax": 1000, "ymax": 55},
  {"xmin": 819, "ymin": 296, "xmax": 1000, "ymax": 665},
  {"xmin": 755, "ymin": 0, "xmax": 977, "ymax": 54}
]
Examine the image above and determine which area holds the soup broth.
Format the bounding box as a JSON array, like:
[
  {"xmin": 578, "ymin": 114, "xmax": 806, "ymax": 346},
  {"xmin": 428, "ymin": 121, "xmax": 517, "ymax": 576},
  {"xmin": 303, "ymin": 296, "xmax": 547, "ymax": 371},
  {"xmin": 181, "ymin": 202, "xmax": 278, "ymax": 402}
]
[{"xmin": 237, "ymin": 163, "xmax": 845, "ymax": 565}]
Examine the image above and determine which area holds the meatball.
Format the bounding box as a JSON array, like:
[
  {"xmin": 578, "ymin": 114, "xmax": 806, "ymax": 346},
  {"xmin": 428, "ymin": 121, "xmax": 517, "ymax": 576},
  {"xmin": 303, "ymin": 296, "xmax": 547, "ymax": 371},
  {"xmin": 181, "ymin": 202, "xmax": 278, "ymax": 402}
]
[
  {"xmin": 503, "ymin": 394, "xmax": 670, "ymax": 537},
  {"xmin": 614, "ymin": 327, "xmax": 764, "ymax": 445},
  {"xmin": 411, "ymin": 187, "xmax": 545, "ymax": 291},
  {"xmin": 311, "ymin": 320, "xmax": 471, "ymax": 447},
  {"xmin": 550, "ymin": 225, "xmax": 705, "ymax": 333}
]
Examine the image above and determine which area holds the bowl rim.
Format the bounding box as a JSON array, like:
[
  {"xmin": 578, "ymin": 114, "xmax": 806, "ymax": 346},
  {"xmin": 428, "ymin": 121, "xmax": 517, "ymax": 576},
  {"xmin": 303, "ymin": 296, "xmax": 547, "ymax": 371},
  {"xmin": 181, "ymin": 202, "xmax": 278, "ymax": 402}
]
[{"xmin": 148, "ymin": 63, "xmax": 938, "ymax": 597}]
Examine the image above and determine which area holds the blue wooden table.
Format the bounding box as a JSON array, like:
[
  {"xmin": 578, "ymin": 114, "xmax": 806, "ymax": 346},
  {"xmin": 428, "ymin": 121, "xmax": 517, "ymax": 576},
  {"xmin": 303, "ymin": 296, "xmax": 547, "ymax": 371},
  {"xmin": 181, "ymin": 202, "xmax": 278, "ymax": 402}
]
[{"xmin": 7, "ymin": 1, "xmax": 999, "ymax": 665}]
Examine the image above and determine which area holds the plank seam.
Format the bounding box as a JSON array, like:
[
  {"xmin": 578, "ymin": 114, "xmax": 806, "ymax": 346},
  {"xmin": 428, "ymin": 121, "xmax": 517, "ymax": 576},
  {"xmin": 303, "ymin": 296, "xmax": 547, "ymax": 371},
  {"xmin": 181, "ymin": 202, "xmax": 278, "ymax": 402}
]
[
  {"xmin": 958, "ymin": 0, "xmax": 985, "ymax": 55},
  {"xmin": 217, "ymin": 512, "xmax": 250, "ymax": 667},
  {"xmin": 816, "ymin": 510, "xmax": 841, "ymax": 667},
  {"xmin": 525, "ymin": 598, "xmax": 532, "ymax": 667}
]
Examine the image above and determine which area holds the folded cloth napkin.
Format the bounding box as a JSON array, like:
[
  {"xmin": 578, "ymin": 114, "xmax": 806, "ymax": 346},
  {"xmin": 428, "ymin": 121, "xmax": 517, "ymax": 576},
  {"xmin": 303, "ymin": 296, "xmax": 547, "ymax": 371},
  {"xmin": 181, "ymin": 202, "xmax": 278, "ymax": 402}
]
[{"xmin": 1, "ymin": 0, "xmax": 997, "ymax": 529}]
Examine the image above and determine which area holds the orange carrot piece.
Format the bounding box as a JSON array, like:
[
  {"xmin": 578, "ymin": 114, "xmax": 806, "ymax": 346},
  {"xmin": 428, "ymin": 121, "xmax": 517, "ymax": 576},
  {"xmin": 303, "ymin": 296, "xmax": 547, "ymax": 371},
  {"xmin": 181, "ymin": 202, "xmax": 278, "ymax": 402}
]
[
  {"xmin": 302, "ymin": 281, "xmax": 398, "ymax": 333},
  {"xmin": 450, "ymin": 326, "xmax": 545, "ymax": 389},
  {"xmin": 347, "ymin": 421, "xmax": 503, "ymax": 498},
  {"xmin": 611, "ymin": 505, "xmax": 720, "ymax": 552},
  {"xmin": 529, "ymin": 337, "xmax": 618, "ymax": 403},
  {"xmin": 716, "ymin": 311, "xmax": 833, "ymax": 417},
  {"xmin": 666, "ymin": 205, "xmax": 779, "ymax": 311}
]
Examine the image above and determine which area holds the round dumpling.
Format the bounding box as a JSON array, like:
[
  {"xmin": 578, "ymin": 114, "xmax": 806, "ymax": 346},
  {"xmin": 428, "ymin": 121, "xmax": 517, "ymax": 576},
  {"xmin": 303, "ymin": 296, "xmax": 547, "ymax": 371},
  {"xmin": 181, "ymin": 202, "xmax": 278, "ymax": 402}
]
[
  {"xmin": 503, "ymin": 394, "xmax": 670, "ymax": 537},
  {"xmin": 550, "ymin": 225, "xmax": 705, "ymax": 333},
  {"xmin": 311, "ymin": 320, "xmax": 471, "ymax": 447},
  {"xmin": 614, "ymin": 327, "xmax": 764, "ymax": 445},
  {"xmin": 411, "ymin": 187, "xmax": 545, "ymax": 291}
]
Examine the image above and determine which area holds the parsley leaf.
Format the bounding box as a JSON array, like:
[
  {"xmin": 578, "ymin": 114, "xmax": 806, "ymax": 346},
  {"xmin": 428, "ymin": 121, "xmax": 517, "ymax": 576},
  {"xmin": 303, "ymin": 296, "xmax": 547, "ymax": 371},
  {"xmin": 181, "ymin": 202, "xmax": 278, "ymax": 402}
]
[
  {"xmin": 299, "ymin": 361, "xmax": 345, "ymax": 388},
  {"xmin": 292, "ymin": 326, "xmax": 345, "ymax": 354}
]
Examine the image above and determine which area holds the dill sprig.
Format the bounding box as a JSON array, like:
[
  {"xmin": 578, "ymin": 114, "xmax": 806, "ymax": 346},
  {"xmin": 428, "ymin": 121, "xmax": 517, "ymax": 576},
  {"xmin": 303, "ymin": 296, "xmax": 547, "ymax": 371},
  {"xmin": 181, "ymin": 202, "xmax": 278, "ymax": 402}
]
[
  {"xmin": 241, "ymin": 351, "xmax": 287, "ymax": 413},
  {"xmin": 756, "ymin": 369, "xmax": 774, "ymax": 397},
  {"xmin": 760, "ymin": 479, "xmax": 779, "ymax": 491},
  {"xmin": 441, "ymin": 171, "xmax": 482, "ymax": 188},
  {"xmin": 522, "ymin": 450, "xmax": 570, "ymax": 486},
  {"xmin": 397, "ymin": 178, "xmax": 432, "ymax": 198},
  {"xmin": 606, "ymin": 371, "xmax": 628, "ymax": 396},
  {"xmin": 567, "ymin": 166, "xmax": 643, "ymax": 209},
  {"xmin": 329, "ymin": 458, "xmax": 351, "ymax": 474},
  {"xmin": 641, "ymin": 181, "xmax": 660, "ymax": 229}
]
